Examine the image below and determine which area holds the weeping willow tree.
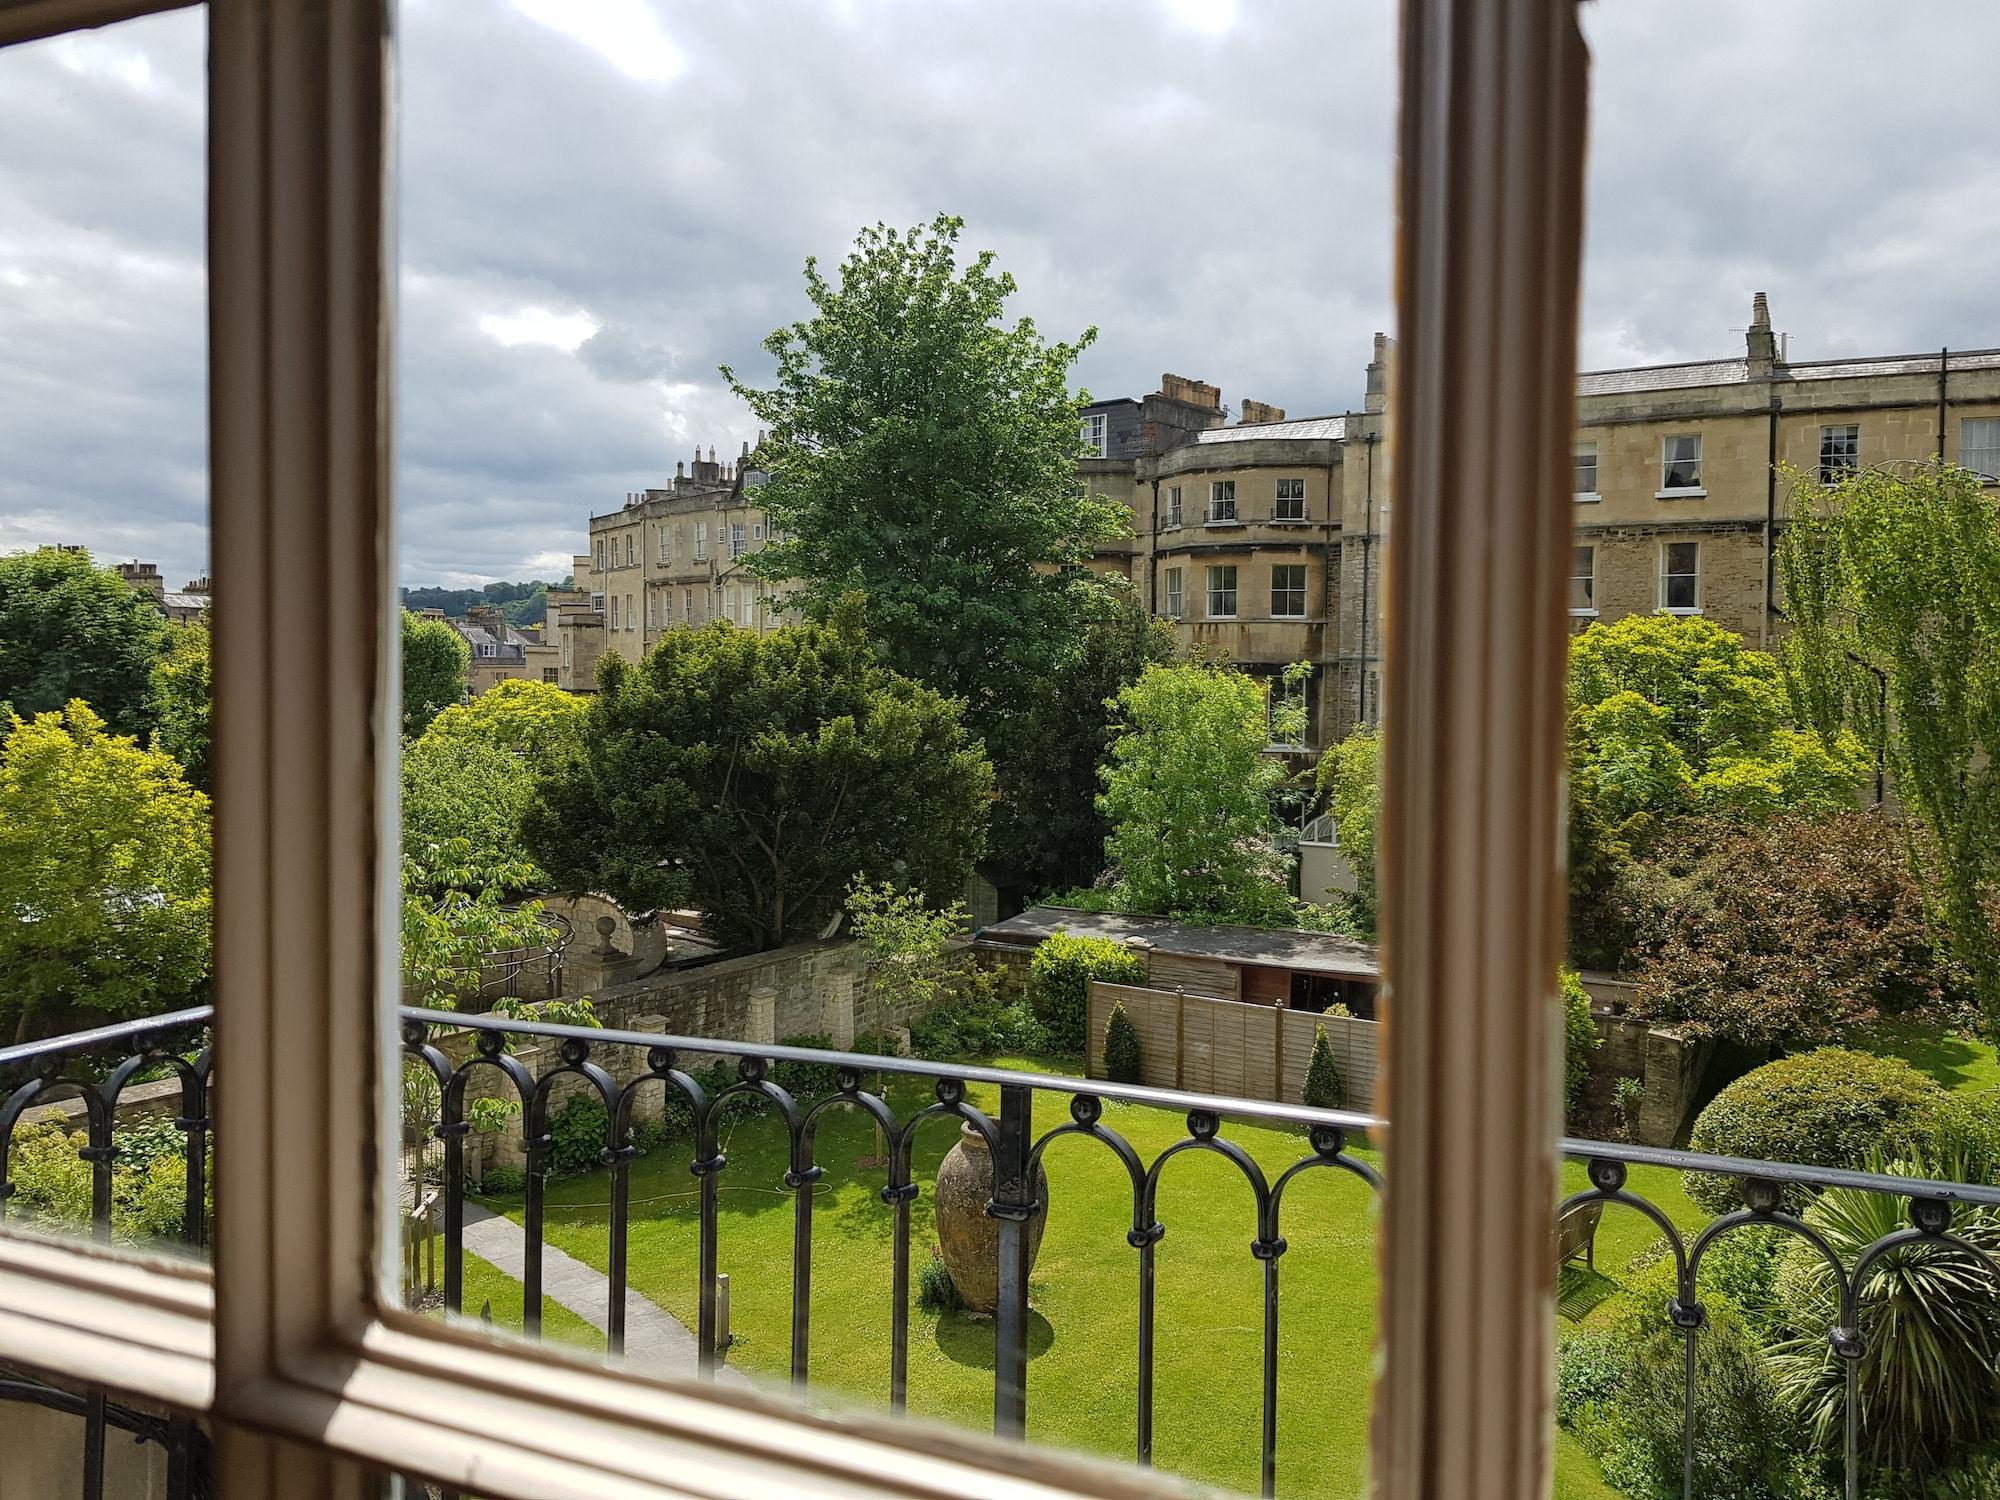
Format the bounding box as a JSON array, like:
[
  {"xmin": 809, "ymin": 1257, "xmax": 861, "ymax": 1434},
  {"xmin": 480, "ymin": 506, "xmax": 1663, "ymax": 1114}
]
[{"xmin": 1778, "ymin": 461, "xmax": 2000, "ymax": 1033}]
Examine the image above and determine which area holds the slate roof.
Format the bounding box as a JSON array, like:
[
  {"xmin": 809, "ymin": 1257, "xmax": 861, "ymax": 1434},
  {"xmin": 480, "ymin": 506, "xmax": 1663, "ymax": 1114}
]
[
  {"xmin": 1195, "ymin": 416, "xmax": 1348, "ymax": 444},
  {"xmin": 977, "ymin": 905, "xmax": 1380, "ymax": 981},
  {"xmin": 1576, "ymin": 359, "xmax": 1750, "ymax": 397}
]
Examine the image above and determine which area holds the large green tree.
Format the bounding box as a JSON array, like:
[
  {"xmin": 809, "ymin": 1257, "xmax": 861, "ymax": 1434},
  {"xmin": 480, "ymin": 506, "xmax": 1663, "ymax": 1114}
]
[
  {"xmin": 401, "ymin": 609, "xmax": 469, "ymax": 736},
  {"xmin": 990, "ymin": 596, "xmax": 1178, "ymax": 897},
  {"xmin": 0, "ymin": 701, "xmax": 210, "ymax": 1041},
  {"xmin": 402, "ymin": 679, "xmax": 588, "ymax": 893},
  {"xmin": 149, "ymin": 617, "xmax": 211, "ymax": 791},
  {"xmin": 1565, "ymin": 613, "xmax": 1869, "ymax": 966},
  {"xmin": 0, "ymin": 547, "xmax": 165, "ymax": 737},
  {"xmin": 1096, "ymin": 661, "xmax": 1296, "ymax": 925},
  {"xmin": 724, "ymin": 215, "xmax": 1128, "ymax": 874},
  {"xmin": 1779, "ymin": 461, "xmax": 2000, "ymax": 1029},
  {"xmin": 524, "ymin": 614, "xmax": 993, "ymax": 952},
  {"xmin": 419, "ymin": 677, "xmax": 587, "ymax": 762}
]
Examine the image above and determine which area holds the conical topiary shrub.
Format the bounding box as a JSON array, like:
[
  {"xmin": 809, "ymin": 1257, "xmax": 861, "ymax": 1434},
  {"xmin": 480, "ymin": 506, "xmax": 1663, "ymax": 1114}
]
[
  {"xmin": 1302, "ymin": 1023, "xmax": 1345, "ymax": 1110},
  {"xmin": 1103, "ymin": 1001, "xmax": 1143, "ymax": 1084}
]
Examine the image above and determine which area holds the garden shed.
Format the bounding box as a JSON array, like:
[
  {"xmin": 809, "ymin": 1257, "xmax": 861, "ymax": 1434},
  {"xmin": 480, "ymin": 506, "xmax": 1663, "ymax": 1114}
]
[{"xmin": 975, "ymin": 905, "xmax": 1380, "ymax": 1017}]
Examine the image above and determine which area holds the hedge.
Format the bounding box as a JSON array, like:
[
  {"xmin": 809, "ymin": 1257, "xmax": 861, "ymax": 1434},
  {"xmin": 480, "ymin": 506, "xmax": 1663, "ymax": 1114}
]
[
  {"xmin": 1029, "ymin": 931, "xmax": 1145, "ymax": 1055},
  {"xmin": 1684, "ymin": 1048, "xmax": 1945, "ymax": 1213}
]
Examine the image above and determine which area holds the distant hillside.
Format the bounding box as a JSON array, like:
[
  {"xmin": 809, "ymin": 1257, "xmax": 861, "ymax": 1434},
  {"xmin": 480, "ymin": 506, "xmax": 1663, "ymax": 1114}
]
[{"xmin": 400, "ymin": 579, "xmax": 567, "ymax": 628}]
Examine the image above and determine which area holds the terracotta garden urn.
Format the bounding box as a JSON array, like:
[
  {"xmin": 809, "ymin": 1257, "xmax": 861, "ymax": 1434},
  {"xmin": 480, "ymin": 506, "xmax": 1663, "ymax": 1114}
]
[{"xmin": 932, "ymin": 1120, "xmax": 1048, "ymax": 1314}]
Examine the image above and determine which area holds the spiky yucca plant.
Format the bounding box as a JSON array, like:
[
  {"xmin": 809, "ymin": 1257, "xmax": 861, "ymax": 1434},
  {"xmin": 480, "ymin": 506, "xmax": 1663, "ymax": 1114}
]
[{"xmin": 1768, "ymin": 1154, "xmax": 2000, "ymax": 1478}]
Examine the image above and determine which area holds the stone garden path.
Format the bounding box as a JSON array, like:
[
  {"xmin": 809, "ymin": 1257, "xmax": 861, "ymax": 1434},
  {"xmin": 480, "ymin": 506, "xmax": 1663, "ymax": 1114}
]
[{"xmin": 460, "ymin": 1204, "xmax": 751, "ymax": 1388}]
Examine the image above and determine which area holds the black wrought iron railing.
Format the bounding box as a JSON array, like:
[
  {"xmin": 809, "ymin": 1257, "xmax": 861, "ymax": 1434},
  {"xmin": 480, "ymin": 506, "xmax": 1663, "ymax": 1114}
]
[{"xmin": 2, "ymin": 1001, "xmax": 1997, "ymax": 1500}]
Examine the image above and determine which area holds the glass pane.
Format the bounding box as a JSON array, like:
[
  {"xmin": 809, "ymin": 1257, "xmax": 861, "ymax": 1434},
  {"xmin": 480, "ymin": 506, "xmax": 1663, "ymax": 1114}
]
[
  {"xmin": 0, "ymin": 6, "xmax": 213, "ymax": 1273},
  {"xmin": 1566, "ymin": 9, "xmax": 2000, "ymax": 1500},
  {"xmin": 389, "ymin": 0, "xmax": 1394, "ymax": 1491}
]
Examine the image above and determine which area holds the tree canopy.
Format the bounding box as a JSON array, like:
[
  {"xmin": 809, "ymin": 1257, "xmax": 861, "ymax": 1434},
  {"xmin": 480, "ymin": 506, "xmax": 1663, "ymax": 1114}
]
[
  {"xmin": 524, "ymin": 614, "xmax": 993, "ymax": 952},
  {"xmin": 402, "ymin": 681, "xmax": 586, "ymax": 893},
  {"xmin": 0, "ymin": 547, "xmax": 166, "ymax": 737},
  {"xmin": 991, "ymin": 597, "xmax": 1179, "ymax": 897},
  {"xmin": 401, "ymin": 609, "xmax": 469, "ymax": 736},
  {"xmin": 1565, "ymin": 613, "xmax": 1870, "ymax": 966},
  {"xmin": 1096, "ymin": 661, "xmax": 1296, "ymax": 925},
  {"xmin": 1618, "ymin": 811, "xmax": 1963, "ymax": 1051},
  {"xmin": 1314, "ymin": 726, "xmax": 1381, "ymax": 934},
  {"xmin": 149, "ymin": 617, "xmax": 211, "ymax": 791},
  {"xmin": 420, "ymin": 677, "xmax": 587, "ymax": 763},
  {"xmin": 0, "ymin": 701, "xmax": 210, "ymax": 1040},
  {"xmin": 724, "ymin": 215, "xmax": 1130, "ymax": 878},
  {"xmin": 1779, "ymin": 460, "xmax": 2000, "ymax": 1029}
]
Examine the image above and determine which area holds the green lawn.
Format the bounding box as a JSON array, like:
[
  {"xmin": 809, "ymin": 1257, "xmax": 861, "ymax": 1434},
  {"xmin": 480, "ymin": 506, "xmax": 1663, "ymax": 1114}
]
[
  {"xmin": 467, "ymin": 1061, "xmax": 1701, "ymax": 1499},
  {"xmin": 1869, "ymin": 1023, "xmax": 2000, "ymax": 1096},
  {"xmin": 451, "ymin": 1250, "xmax": 604, "ymax": 1350}
]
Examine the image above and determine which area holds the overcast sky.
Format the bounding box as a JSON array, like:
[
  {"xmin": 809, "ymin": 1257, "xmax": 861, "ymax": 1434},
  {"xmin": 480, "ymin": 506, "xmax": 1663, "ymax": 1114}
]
[{"xmin": 3, "ymin": 1, "xmax": 1997, "ymax": 589}]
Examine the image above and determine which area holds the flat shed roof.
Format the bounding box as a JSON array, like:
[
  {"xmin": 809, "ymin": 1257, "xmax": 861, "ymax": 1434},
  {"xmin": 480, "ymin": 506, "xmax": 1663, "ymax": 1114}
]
[{"xmin": 978, "ymin": 906, "xmax": 1379, "ymax": 982}]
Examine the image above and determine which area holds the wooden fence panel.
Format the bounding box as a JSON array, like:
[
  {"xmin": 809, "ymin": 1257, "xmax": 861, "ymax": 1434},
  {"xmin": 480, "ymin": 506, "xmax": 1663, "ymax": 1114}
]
[{"xmin": 1088, "ymin": 981, "xmax": 1378, "ymax": 1109}]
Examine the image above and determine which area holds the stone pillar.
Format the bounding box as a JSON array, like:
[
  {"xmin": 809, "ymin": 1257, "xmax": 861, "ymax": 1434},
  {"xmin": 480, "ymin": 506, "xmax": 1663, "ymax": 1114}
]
[
  {"xmin": 746, "ymin": 985, "xmax": 778, "ymax": 1047},
  {"xmin": 822, "ymin": 975, "xmax": 857, "ymax": 1048}
]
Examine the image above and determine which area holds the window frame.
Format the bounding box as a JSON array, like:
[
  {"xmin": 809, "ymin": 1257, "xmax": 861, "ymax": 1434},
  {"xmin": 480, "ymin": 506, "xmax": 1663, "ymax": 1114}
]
[
  {"xmin": 1163, "ymin": 484, "xmax": 1181, "ymax": 528},
  {"xmin": 1274, "ymin": 476, "xmax": 1306, "ymax": 521},
  {"xmin": 1162, "ymin": 566, "xmax": 1181, "ymax": 619},
  {"xmin": 1818, "ymin": 422, "xmax": 1858, "ymax": 486},
  {"xmin": 1269, "ymin": 562, "xmax": 1307, "ymax": 618},
  {"xmin": 1205, "ymin": 563, "xmax": 1238, "ymax": 619},
  {"xmin": 1657, "ymin": 432, "xmax": 1703, "ymax": 495},
  {"xmin": 1960, "ymin": 415, "xmax": 2000, "ymax": 482},
  {"xmin": 1569, "ymin": 543, "xmax": 1596, "ymax": 616},
  {"xmin": 1205, "ymin": 478, "xmax": 1237, "ymax": 523},
  {"xmin": 0, "ymin": 2, "xmax": 1587, "ymax": 1496},
  {"xmin": 1659, "ymin": 539, "xmax": 1701, "ymax": 613},
  {"xmin": 1081, "ymin": 411, "xmax": 1107, "ymax": 456},
  {"xmin": 1572, "ymin": 440, "xmax": 1598, "ymax": 500}
]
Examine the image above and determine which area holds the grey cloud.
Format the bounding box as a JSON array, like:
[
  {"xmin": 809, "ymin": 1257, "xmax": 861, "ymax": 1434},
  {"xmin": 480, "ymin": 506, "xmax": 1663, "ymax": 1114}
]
[{"xmin": 4, "ymin": 1, "xmax": 1999, "ymax": 588}]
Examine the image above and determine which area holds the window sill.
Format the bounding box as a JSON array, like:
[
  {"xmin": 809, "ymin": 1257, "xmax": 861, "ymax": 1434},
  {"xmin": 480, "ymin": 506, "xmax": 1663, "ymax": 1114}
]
[
  {"xmin": 1573, "ymin": 492, "xmax": 1601, "ymax": 504},
  {"xmin": 1206, "ymin": 615, "xmax": 1239, "ymax": 622},
  {"xmin": 1203, "ymin": 519, "xmax": 1243, "ymax": 528},
  {"xmin": 1654, "ymin": 487, "xmax": 1706, "ymax": 499},
  {"xmin": 233, "ymin": 1312, "xmax": 1162, "ymax": 1500},
  {"xmin": 1269, "ymin": 516, "xmax": 1310, "ymax": 526},
  {"xmin": 1659, "ymin": 606, "xmax": 1703, "ymax": 616},
  {"xmin": 0, "ymin": 1234, "xmax": 214, "ymax": 1415},
  {"xmin": 1568, "ymin": 608, "xmax": 1599, "ymax": 618}
]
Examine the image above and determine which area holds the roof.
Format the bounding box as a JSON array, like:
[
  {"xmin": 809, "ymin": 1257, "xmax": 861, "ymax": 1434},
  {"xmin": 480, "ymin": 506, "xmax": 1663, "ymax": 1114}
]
[
  {"xmin": 1576, "ymin": 358, "xmax": 1749, "ymax": 397},
  {"xmin": 161, "ymin": 592, "xmax": 207, "ymax": 613},
  {"xmin": 978, "ymin": 905, "xmax": 1379, "ymax": 981},
  {"xmin": 1195, "ymin": 415, "xmax": 1348, "ymax": 444},
  {"xmin": 1786, "ymin": 347, "xmax": 2000, "ymax": 382}
]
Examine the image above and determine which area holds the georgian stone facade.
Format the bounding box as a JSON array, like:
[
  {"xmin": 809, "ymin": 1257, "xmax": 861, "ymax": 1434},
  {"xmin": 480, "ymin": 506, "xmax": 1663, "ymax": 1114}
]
[
  {"xmin": 1082, "ymin": 296, "xmax": 2000, "ymax": 749},
  {"xmin": 553, "ymin": 443, "xmax": 786, "ymax": 692}
]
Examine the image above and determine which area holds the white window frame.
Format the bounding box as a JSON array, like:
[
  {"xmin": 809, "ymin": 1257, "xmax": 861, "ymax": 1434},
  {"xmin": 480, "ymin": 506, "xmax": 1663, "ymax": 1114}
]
[
  {"xmin": 1205, "ymin": 564, "xmax": 1237, "ymax": 619},
  {"xmin": 1818, "ymin": 423, "xmax": 1858, "ymax": 486},
  {"xmin": 0, "ymin": 4, "xmax": 1585, "ymax": 1497},
  {"xmin": 1081, "ymin": 411, "xmax": 1107, "ymax": 456},
  {"xmin": 1573, "ymin": 440, "xmax": 1599, "ymax": 500},
  {"xmin": 695, "ymin": 521, "xmax": 709, "ymax": 559},
  {"xmin": 731, "ymin": 522, "xmax": 747, "ymax": 558},
  {"xmin": 1206, "ymin": 479, "xmax": 1237, "ymax": 523},
  {"xmin": 1959, "ymin": 416, "xmax": 2000, "ymax": 482},
  {"xmin": 1270, "ymin": 562, "xmax": 1307, "ymax": 618},
  {"xmin": 1570, "ymin": 543, "xmax": 1596, "ymax": 616},
  {"xmin": 1164, "ymin": 484, "xmax": 1182, "ymax": 528},
  {"xmin": 595, "ymin": 538, "xmax": 606, "ymax": 572},
  {"xmin": 1657, "ymin": 433, "xmax": 1704, "ymax": 496},
  {"xmin": 658, "ymin": 523, "xmax": 670, "ymax": 563},
  {"xmin": 1274, "ymin": 477, "xmax": 1306, "ymax": 521},
  {"xmin": 1162, "ymin": 566, "xmax": 1182, "ymax": 619},
  {"xmin": 1659, "ymin": 539, "xmax": 1701, "ymax": 613}
]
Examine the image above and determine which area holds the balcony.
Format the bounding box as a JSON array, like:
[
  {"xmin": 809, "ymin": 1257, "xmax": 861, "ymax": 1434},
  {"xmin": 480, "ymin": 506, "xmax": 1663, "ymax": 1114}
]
[{"xmin": 4, "ymin": 1005, "xmax": 1998, "ymax": 1500}]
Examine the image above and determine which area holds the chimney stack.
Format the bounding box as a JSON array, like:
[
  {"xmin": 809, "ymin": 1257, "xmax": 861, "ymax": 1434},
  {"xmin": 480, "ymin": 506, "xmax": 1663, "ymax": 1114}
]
[
  {"xmin": 1238, "ymin": 399, "xmax": 1286, "ymax": 426},
  {"xmin": 1746, "ymin": 291, "xmax": 1777, "ymax": 376},
  {"xmin": 1365, "ymin": 332, "xmax": 1391, "ymax": 415}
]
